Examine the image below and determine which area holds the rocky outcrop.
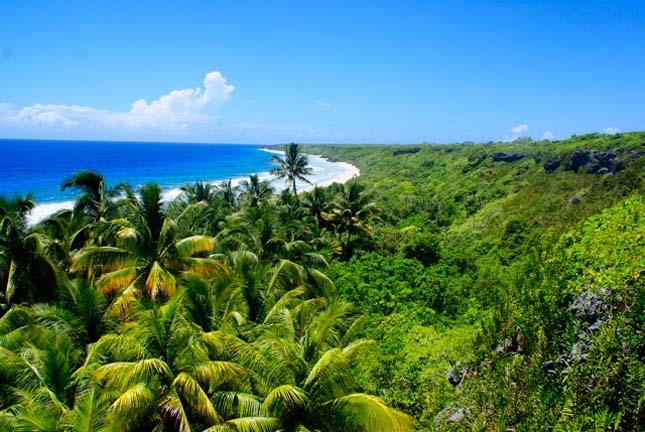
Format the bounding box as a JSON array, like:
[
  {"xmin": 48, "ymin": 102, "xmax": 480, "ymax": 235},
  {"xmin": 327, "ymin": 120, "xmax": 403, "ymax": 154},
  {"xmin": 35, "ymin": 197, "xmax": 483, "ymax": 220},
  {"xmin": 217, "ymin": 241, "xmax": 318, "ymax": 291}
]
[
  {"xmin": 492, "ymin": 152, "xmax": 525, "ymax": 162},
  {"xmin": 542, "ymin": 288, "xmax": 611, "ymax": 374},
  {"xmin": 543, "ymin": 159, "xmax": 561, "ymax": 173},
  {"xmin": 447, "ymin": 366, "xmax": 465, "ymax": 386},
  {"xmin": 434, "ymin": 406, "xmax": 466, "ymax": 427},
  {"xmin": 393, "ymin": 147, "xmax": 420, "ymax": 156},
  {"xmin": 565, "ymin": 148, "xmax": 624, "ymax": 174}
]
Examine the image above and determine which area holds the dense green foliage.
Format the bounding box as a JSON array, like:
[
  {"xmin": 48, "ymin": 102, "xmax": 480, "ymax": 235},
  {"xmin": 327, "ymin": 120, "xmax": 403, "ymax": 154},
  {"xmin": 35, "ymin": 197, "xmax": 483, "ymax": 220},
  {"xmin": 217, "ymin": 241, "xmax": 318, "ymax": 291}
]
[
  {"xmin": 0, "ymin": 150, "xmax": 410, "ymax": 431},
  {"xmin": 0, "ymin": 132, "xmax": 644, "ymax": 431},
  {"xmin": 306, "ymin": 132, "xmax": 645, "ymax": 430}
]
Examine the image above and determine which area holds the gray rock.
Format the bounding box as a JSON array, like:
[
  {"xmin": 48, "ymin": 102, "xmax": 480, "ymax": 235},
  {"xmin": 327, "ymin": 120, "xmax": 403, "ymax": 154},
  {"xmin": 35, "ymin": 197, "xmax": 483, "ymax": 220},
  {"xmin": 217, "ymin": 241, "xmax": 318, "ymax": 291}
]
[
  {"xmin": 492, "ymin": 152, "xmax": 525, "ymax": 162},
  {"xmin": 541, "ymin": 360, "xmax": 556, "ymax": 374},
  {"xmin": 567, "ymin": 149, "xmax": 592, "ymax": 172},
  {"xmin": 566, "ymin": 148, "xmax": 625, "ymax": 174},
  {"xmin": 569, "ymin": 290, "xmax": 609, "ymax": 324},
  {"xmin": 543, "ymin": 159, "xmax": 561, "ymax": 173},
  {"xmin": 448, "ymin": 409, "xmax": 465, "ymax": 423},
  {"xmin": 447, "ymin": 367, "xmax": 465, "ymax": 386}
]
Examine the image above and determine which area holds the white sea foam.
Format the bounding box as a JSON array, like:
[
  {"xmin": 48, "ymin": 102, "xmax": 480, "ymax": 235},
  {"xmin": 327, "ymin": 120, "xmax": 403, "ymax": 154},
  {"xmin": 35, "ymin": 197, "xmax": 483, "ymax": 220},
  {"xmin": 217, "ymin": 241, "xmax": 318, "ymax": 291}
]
[
  {"xmin": 27, "ymin": 201, "xmax": 75, "ymax": 226},
  {"xmin": 27, "ymin": 152, "xmax": 359, "ymax": 225}
]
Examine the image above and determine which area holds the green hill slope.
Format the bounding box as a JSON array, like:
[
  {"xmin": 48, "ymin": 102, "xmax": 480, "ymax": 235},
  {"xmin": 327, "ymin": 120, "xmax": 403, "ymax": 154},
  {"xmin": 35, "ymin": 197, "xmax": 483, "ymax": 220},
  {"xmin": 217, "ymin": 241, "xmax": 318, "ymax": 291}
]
[{"xmin": 305, "ymin": 132, "xmax": 645, "ymax": 430}]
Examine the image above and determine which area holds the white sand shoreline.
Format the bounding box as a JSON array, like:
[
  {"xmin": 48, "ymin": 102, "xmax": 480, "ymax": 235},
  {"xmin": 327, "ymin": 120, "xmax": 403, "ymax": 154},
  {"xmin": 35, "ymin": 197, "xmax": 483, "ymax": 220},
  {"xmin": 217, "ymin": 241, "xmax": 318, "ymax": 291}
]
[
  {"xmin": 301, "ymin": 155, "xmax": 360, "ymax": 191},
  {"xmin": 27, "ymin": 152, "xmax": 360, "ymax": 225}
]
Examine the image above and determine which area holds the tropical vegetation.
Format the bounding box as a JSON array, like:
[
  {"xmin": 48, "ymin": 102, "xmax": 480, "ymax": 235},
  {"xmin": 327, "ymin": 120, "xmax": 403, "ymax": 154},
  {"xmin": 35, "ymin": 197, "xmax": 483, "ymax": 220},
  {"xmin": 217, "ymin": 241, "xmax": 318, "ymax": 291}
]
[{"xmin": 0, "ymin": 134, "xmax": 644, "ymax": 431}]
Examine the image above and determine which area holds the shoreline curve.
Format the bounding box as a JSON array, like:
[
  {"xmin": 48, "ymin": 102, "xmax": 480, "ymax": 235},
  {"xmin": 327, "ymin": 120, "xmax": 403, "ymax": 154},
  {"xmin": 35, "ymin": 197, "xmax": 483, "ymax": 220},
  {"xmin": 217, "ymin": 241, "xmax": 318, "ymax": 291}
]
[{"xmin": 27, "ymin": 152, "xmax": 360, "ymax": 225}]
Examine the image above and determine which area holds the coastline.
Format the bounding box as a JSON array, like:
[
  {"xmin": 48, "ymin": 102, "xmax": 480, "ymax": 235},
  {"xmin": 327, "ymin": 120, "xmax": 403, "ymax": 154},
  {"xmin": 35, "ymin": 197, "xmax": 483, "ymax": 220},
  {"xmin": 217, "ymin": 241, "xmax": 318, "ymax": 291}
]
[
  {"xmin": 300, "ymin": 155, "xmax": 360, "ymax": 191},
  {"xmin": 27, "ymin": 152, "xmax": 360, "ymax": 225}
]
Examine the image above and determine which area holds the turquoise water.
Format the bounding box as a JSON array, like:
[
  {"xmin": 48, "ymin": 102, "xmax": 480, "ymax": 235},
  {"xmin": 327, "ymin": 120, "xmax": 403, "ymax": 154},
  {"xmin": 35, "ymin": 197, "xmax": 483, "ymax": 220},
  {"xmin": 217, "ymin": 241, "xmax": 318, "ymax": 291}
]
[
  {"xmin": 0, "ymin": 139, "xmax": 276, "ymax": 203},
  {"xmin": 0, "ymin": 139, "xmax": 355, "ymax": 222}
]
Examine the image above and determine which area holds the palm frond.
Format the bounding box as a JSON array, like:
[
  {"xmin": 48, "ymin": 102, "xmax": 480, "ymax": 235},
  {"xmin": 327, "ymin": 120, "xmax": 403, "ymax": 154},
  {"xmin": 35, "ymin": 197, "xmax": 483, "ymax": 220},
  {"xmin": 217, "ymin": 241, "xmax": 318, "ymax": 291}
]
[
  {"xmin": 303, "ymin": 348, "xmax": 353, "ymax": 400},
  {"xmin": 71, "ymin": 247, "xmax": 133, "ymax": 272},
  {"xmin": 62, "ymin": 388, "xmax": 111, "ymax": 432},
  {"xmin": 108, "ymin": 382, "xmax": 156, "ymax": 421},
  {"xmin": 226, "ymin": 416, "xmax": 280, "ymax": 432},
  {"xmin": 96, "ymin": 267, "xmax": 137, "ymax": 295},
  {"xmin": 261, "ymin": 384, "xmax": 308, "ymax": 417},
  {"xmin": 160, "ymin": 391, "xmax": 191, "ymax": 432},
  {"xmin": 194, "ymin": 361, "xmax": 247, "ymax": 391},
  {"xmin": 212, "ymin": 391, "xmax": 263, "ymax": 418},
  {"xmin": 173, "ymin": 372, "xmax": 221, "ymax": 424},
  {"xmin": 324, "ymin": 394, "xmax": 414, "ymax": 432},
  {"xmin": 176, "ymin": 235, "xmax": 215, "ymax": 257},
  {"xmin": 145, "ymin": 261, "xmax": 176, "ymax": 300}
]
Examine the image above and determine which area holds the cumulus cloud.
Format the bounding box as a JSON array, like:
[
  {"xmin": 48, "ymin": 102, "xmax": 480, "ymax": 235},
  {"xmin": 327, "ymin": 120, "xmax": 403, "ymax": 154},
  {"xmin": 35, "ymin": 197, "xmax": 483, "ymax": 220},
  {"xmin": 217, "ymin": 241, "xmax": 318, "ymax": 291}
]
[
  {"xmin": 0, "ymin": 70, "xmax": 234, "ymax": 130},
  {"xmin": 511, "ymin": 123, "xmax": 529, "ymax": 135},
  {"xmin": 603, "ymin": 127, "xmax": 620, "ymax": 135},
  {"xmin": 542, "ymin": 130, "xmax": 556, "ymax": 141},
  {"xmin": 504, "ymin": 123, "xmax": 529, "ymax": 141},
  {"xmin": 127, "ymin": 71, "xmax": 233, "ymax": 126},
  {"xmin": 13, "ymin": 104, "xmax": 103, "ymax": 128},
  {"xmin": 316, "ymin": 99, "xmax": 331, "ymax": 110}
]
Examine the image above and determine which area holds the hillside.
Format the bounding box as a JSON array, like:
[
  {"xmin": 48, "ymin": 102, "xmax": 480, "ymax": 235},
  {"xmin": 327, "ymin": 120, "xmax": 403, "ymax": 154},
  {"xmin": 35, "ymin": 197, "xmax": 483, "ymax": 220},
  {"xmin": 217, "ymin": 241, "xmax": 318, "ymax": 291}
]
[{"xmin": 305, "ymin": 132, "xmax": 645, "ymax": 430}]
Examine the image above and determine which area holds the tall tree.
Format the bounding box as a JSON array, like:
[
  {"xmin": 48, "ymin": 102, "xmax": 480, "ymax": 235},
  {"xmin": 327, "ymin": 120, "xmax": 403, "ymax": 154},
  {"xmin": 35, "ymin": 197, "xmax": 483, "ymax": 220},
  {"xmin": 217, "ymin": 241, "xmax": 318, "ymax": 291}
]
[
  {"xmin": 239, "ymin": 174, "xmax": 274, "ymax": 208},
  {"xmin": 324, "ymin": 180, "xmax": 378, "ymax": 260},
  {"xmin": 61, "ymin": 171, "xmax": 113, "ymax": 223},
  {"xmin": 71, "ymin": 183, "xmax": 215, "ymax": 308},
  {"xmin": 270, "ymin": 143, "xmax": 313, "ymax": 196},
  {"xmin": 82, "ymin": 296, "xmax": 248, "ymax": 431},
  {"xmin": 218, "ymin": 179, "xmax": 239, "ymax": 209},
  {"xmin": 0, "ymin": 196, "xmax": 58, "ymax": 305},
  {"xmin": 214, "ymin": 300, "xmax": 414, "ymax": 431}
]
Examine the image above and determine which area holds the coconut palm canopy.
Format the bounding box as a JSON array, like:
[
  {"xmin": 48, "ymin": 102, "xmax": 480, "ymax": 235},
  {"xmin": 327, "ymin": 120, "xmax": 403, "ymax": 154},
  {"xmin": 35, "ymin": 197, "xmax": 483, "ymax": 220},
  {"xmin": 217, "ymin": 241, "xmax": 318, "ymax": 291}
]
[{"xmin": 0, "ymin": 170, "xmax": 409, "ymax": 431}]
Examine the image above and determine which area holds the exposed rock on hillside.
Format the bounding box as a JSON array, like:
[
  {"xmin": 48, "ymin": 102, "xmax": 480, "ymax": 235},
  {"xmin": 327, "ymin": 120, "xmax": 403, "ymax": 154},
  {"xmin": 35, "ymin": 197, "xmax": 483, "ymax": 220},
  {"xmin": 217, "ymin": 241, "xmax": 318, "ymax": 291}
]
[
  {"xmin": 565, "ymin": 148, "xmax": 624, "ymax": 174},
  {"xmin": 492, "ymin": 152, "xmax": 525, "ymax": 162}
]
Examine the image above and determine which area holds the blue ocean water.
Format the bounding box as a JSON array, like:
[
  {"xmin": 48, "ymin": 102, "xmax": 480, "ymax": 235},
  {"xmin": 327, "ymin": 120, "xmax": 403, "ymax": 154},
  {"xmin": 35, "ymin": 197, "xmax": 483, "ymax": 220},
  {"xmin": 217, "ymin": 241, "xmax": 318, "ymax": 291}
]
[{"xmin": 0, "ymin": 139, "xmax": 276, "ymax": 203}]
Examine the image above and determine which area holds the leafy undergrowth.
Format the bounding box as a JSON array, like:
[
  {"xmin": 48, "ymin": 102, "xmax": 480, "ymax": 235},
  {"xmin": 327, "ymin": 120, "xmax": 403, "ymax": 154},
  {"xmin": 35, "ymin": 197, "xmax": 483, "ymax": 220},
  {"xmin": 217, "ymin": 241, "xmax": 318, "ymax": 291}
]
[{"xmin": 309, "ymin": 132, "xmax": 645, "ymax": 430}]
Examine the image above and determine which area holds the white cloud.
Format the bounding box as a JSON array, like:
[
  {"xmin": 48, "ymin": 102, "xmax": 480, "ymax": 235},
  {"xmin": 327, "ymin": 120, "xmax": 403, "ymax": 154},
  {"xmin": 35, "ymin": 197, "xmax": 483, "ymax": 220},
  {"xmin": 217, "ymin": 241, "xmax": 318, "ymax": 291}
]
[
  {"xmin": 316, "ymin": 99, "xmax": 331, "ymax": 110},
  {"xmin": 0, "ymin": 70, "xmax": 234, "ymax": 130},
  {"xmin": 603, "ymin": 127, "xmax": 620, "ymax": 135},
  {"xmin": 127, "ymin": 71, "xmax": 233, "ymax": 126},
  {"xmin": 511, "ymin": 123, "xmax": 529, "ymax": 135},
  {"xmin": 13, "ymin": 104, "xmax": 102, "ymax": 128},
  {"xmin": 504, "ymin": 123, "xmax": 529, "ymax": 141},
  {"xmin": 542, "ymin": 130, "xmax": 556, "ymax": 141}
]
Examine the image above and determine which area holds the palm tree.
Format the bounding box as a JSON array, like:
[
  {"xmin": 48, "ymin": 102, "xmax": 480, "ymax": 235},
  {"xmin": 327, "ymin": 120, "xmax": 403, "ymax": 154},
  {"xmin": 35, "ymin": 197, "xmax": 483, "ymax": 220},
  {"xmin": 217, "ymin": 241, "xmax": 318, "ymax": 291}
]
[
  {"xmin": 61, "ymin": 171, "xmax": 126, "ymax": 252},
  {"xmin": 301, "ymin": 185, "xmax": 331, "ymax": 228},
  {"xmin": 0, "ymin": 304, "xmax": 102, "ymax": 431},
  {"xmin": 0, "ymin": 196, "xmax": 58, "ymax": 305},
  {"xmin": 61, "ymin": 171, "xmax": 115, "ymax": 223},
  {"xmin": 239, "ymin": 174, "xmax": 274, "ymax": 208},
  {"xmin": 213, "ymin": 300, "xmax": 414, "ymax": 431},
  {"xmin": 180, "ymin": 181, "xmax": 217, "ymax": 205},
  {"xmin": 218, "ymin": 179, "xmax": 239, "ymax": 209},
  {"xmin": 71, "ymin": 183, "xmax": 216, "ymax": 308},
  {"xmin": 324, "ymin": 179, "xmax": 378, "ymax": 260},
  {"xmin": 270, "ymin": 143, "xmax": 313, "ymax": 196},
  {"xmin": 83, "ymin": 296, "xmax": 248, "ymax": 431}
]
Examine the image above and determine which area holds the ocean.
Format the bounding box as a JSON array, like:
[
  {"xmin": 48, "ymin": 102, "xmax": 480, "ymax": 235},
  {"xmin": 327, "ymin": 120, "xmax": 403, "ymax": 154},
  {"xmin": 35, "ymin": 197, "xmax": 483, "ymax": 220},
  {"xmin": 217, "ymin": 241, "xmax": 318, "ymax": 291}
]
[{"xmin": 0, "ymin": 139, "xmax": 357, "ymax": 223}]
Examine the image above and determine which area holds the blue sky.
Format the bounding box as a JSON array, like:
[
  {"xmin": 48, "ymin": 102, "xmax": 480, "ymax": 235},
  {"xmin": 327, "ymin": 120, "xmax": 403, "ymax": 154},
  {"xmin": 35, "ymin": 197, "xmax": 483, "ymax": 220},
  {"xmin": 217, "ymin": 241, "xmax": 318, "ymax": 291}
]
[{"xmin": 0, "ymin": 1, "xmax": 643, "ymax": 144}]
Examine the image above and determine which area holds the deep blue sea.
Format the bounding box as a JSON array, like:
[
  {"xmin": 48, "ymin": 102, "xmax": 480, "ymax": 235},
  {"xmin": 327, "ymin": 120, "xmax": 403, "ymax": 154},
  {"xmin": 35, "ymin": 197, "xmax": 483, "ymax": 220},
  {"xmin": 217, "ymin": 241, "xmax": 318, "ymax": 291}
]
[
  {"xmin": 0, "ymin": 139, "xmax": 356, "ymax": 223},
  {"xmin": 0, "ymin": 139, "xmax": 276, "ymax": 203}
]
